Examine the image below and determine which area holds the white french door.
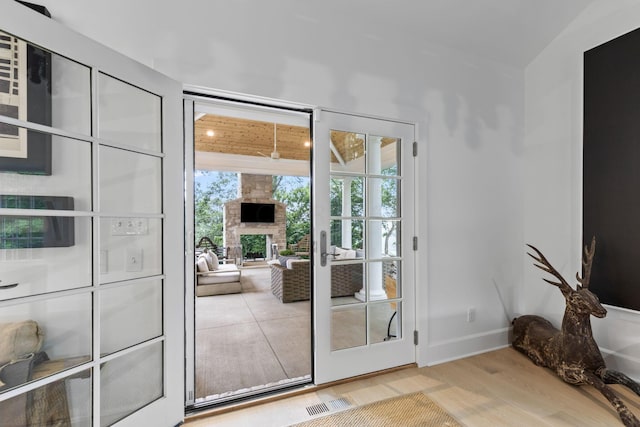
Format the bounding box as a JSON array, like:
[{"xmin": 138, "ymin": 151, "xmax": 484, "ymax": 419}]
[
  {"xmin": 0, "ymin": 2, "xmax": 183, "ymax": 426},
  {"xmin": 313, "ymin": 110, "xmax": 416, "ymax": 384}
]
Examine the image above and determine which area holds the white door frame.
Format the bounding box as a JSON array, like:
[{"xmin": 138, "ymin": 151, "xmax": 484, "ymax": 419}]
[{"xmin": 183, "ymin": 91, "xmax": 313, "ymax": 407}]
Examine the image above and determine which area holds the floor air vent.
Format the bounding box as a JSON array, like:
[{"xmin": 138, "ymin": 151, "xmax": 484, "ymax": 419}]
[
  {"xmin": 328, "ymin": 397, "xmax": 352, "ymax": 410},
  {"xmin": 305, "ymin": 402, "xmax": 329, "ymax": 416}
]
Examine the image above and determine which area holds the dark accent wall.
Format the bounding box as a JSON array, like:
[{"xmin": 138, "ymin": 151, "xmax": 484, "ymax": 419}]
[{"xmin": 584, "ymin": 27, "xmax": 640, "ymax": 311}]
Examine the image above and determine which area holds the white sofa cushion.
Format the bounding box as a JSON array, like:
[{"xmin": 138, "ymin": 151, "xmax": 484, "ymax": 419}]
[
  {"xmin": 196, "ymin": 256, "xmax": 209, "ymax": 272},
  {"xmin": 334, "ymin": 247, "xmax": 357, "ymax": 259},
  {"xmin": 203, "ymin": 250, "xmax": 219, "ymax": 270},
  {"xmin": 197, "ymin": 270, "xmax": 241, "ymax": 285}
]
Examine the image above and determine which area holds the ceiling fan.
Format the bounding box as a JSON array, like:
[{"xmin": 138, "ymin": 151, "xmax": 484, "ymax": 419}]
[{"xmin": 257, "ymin": 123, "xmax": 281, "ymax": 160}]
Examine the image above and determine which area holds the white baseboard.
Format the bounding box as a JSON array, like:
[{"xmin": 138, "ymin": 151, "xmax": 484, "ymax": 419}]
[
  {"xmin": 419, "ymin": 327, "xmax": 511, "ymax": 366},
  {"xmin": 600, "ymin": 347, "xmax": 640, "ymax": 381}
]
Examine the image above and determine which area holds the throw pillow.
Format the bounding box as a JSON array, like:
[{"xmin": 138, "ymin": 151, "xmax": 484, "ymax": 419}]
[
  {"xmin": 209, "ymin": 252, "xmax": 219, "ymax": 270},
  {"xmin": 0, "ymin": 321, "xmax": 44, "ymax": 366},
  {"xmin": 196, "ymin": 256, "xmax": 209, "ymax": 272},
  {"xmin": 202, "ymin": 250, "xmax": 219, "ymax": 271},
  {"xmin": 334, "ymin": 247, "xmax": 357, "ymax": 260}
]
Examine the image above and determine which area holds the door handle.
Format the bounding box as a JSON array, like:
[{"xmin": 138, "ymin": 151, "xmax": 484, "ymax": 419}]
[
  {"xmin": 0, "ymin": 280, "xmax": 18, "ymax": 290},
  {"xmin": 320, "ymin": 230, "xmax": 328, "ymax": 266}
]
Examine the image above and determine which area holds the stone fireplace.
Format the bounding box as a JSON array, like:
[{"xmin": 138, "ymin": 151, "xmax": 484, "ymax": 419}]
[{"xmin": 223, "ymin": 174, "xmax": 286, "ymax": 261}]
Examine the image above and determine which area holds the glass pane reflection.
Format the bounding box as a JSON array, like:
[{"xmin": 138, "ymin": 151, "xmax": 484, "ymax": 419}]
[
  {"xmin": 331, "ymin": 305, "xmax": 366, "ymax": 351},
  {"xmin": 330, "ymin": 176, "xmax": 364, "ymax": 217},
  {"xmin": 99, "ymin": 217, "xmax": 162, "ymax": 284},
  {"xmin": 0, "ymin": 31, "xmax": 91, "ymax": 135},
  {"xmin": 0, "ymin": 368, "xmax": 92, "ymax": 426},
  {"xmin": 370, "ymin": 301, "xmax": 401, "ymax": 344},
  {"xmin": 330, "ymin": 130, "xmax": 365, "ymax": 173},
  {"xmin": 330, "ymin": 261, "xmax": 364, "ymax": 306},
  {"xmin": 370, "ymin": 220, "xmax": 400, "ymax": 257},
  {"xmin": 101, "ymin": 341, "xmax": 163, "ymax": 427},
  {"xmin": 0, "ymin": 124, "xmax": 92, "ymax": 203},
  {"xmin": 369, "ymin": 135, "xmax": 400, "ymax": 176},
  {"xmin": 0, "ymin": 293, "xmax": 92, "ymax": 393},
  {"xmin": 99, "ymin": 147, "xmax": 161, "ymax": 214},
  {"xmin": 369, "ymin": 178, "xmax": 399, "ymax": 218},
  {"xmin": 329, "ymin": 219, "xmax": 364, "ymax": 257},
  {"xmin": 0, "ymin": 216, "xmax": 92, "ymax": 300},
  {"xmin": 98, "ymin": 73, "xmax": 161, "ymax": 151},
  {"xmin": 100, "ymin": 280, "xmax": 163, "ymax": 355}
]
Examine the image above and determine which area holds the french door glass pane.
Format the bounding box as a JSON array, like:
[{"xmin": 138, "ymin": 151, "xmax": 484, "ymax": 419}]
[
  {"xmin": 370, "ymin": 220, "xmax": 400, "ymax": 257},
  {"xmin": 100, "ymin": 279, "xmax": 162, "ymax": 355},
  {"xmin": 0, "ymin": 31, "xmax": 91, "ymax": 135},
  {"xmin": 331, "ymin": 262, "xmax": 365, "ymax": 307},
  {"xmin": 97, "ymin": 73, "xmax": 161, "ymax": 151},
  {"xmin": 329, "ymin": 131, "xmax": 365, "ymax": 173},
  {"xmin": 329, "ymin": 219, "xmax": 364, "ymax": 256},
  {"xmin": 328, "ymin": 126, "xmax": 405, "ymax": 354},
  {"xmin": 0, "ymin": 216, "xmax": 92, "ymax": 299},
  {"xmin": 99, "ymin": 217, "xmax": 162, "ymax": 284},
  {"xmin": 370, "ymin": 301, "xmax": 400, "ymax": 344},
  {"xmin": 99, "ymin": 147, "xmax": 161, "ymax": 214},
  {"xmin": 100, "ymin": 341, "xmax": 163, "ymax": 427},
  {"xmin": 329, "ymin": 176, "xmax": 364, "ymax": 216},
  {"xmin": 369, "ymin": 136, "xmax": 399, "ymax": 175},
  {"xmin": 369, "ymin": 178, "xmax": 399, "ymax": 217},
  {"xmin": 0, "ymin": 293, "xmax": 92, "ymax": 392},
  {"xmin": 0, "ymin": 368, "xmax": 92, "ymax": 426},
  {"xmin": 331, "ymin": 305, "xmax": 366, "ymax": 351},
  {"xmin": 0, "ymin": 124, "xmax": 92, "ymax": 203},
  {"xmin": 383, "ymin": 260, "xmax": 401, "ymax": 299}
]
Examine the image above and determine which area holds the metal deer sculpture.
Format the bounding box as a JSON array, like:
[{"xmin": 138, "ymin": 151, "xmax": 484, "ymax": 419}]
[{"xmin": 512, "ymin": 238, "xmax": 640, "ymax": 426}]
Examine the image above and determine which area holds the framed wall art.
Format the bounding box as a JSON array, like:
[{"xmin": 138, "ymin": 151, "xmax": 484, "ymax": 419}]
[{"xmin": 0, "ymin": 30, "xmax": 52, "ymax": 175}]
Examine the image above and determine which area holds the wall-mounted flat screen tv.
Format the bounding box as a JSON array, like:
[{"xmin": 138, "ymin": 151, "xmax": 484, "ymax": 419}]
[
  {"xmin": 0, "ymin": 195, "xmax": 75, "ymax": 249},
  {"xmin": 241, "ymin": 202, "xmax": 275, "ymax": 223}
]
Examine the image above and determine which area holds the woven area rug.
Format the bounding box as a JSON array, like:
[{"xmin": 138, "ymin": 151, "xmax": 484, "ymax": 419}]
[{"xmin": 291, "ymin": 392, "xmax": 461, "ymax": 427}]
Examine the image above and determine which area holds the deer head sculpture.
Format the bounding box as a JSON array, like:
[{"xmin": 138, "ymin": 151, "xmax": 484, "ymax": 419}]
[{"xmin": 512, "ymin": 237, "xmax": 640, "ymax": 426}]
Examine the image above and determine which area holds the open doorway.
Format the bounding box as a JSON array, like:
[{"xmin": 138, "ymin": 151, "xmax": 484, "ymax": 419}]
[{"xmin": 185, "ymin": 96, "xmax": 313, "ymax": 408}]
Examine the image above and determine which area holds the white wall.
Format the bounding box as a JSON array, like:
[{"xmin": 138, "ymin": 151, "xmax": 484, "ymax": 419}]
[
  {"xmin": 524, "ymin": 0, "xmax": 640, "ymax": 378},
  {"xmin": 34, "ymin": 1, "xmax": 526, "ymax": 366}
]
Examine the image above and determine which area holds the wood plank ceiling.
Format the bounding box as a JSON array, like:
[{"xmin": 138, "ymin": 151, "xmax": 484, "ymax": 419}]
[
  {"xmin": 195, "ymin": 115, "xmax": 311, "ymax": 161},
  {"xmin": 194, "ymin": 114, "xmax": 397, "ymax": 164}
]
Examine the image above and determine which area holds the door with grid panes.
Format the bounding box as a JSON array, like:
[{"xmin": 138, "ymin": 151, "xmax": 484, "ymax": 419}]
[
  {"xmin": 313, "ymin": 110, "xmax": 416, "ymax": 384},
  {"xmin": 0, "ymin": 3, "xmax": 183, "ymax": 426}
]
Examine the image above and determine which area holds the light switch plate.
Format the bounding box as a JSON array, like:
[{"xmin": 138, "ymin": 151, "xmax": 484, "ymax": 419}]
[
  {"xmin": 125, "ymin": 248, "xmax": 143, "ymax": 272},
  {"xmin": 111, "ymin": 218, "xmax": 148, "ymax": 236}
]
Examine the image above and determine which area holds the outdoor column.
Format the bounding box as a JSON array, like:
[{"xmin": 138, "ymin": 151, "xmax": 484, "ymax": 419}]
[
  {"xmin": 355, "ymin": 136, "xmax": 386, "ymax": 301},
  {"xmin": 341, "ymin": 176, "xmax": 352, "ymax": 248}
]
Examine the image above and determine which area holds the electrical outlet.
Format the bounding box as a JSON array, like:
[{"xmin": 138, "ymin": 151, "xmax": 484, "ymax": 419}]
[
  {"xmin": 467, "ymin": 307, "xmax": 476, "ymax": 322},
  {"xmin": 125, "ymin": 248, "xmax": 143, "ymax": 272}
]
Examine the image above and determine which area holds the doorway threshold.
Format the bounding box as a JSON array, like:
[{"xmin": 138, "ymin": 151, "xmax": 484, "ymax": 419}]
[{"xmin": 186, "ymin": 376, "xmax": 313, "ymax": 418}]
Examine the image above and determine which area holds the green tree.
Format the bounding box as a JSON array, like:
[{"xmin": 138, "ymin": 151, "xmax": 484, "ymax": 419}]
[
  {"xmin": 194, "ymin": 171, "xmax": 237, "ymax": 247},
  {"xmin": 273, "ymin": 176, "xmax": 310, "ymax": 248},
  {"xmin": 330, "ymin": 177, "xmax": 364, "ymax": 249}
]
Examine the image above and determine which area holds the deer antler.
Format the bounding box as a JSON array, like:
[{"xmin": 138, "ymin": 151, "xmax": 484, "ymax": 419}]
[
  {"xmin": 527, "ymin": 244, "xmax": 573, "ymax": 293},
  {"xmin": 576, "ymin": 236, "xmax": 596, "ymax": 290}
]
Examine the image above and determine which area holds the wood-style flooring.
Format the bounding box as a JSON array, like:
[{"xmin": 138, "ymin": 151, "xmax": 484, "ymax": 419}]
[{"xmin": 185, "ymin": 347, "xmax": 640, "ymax": 426}]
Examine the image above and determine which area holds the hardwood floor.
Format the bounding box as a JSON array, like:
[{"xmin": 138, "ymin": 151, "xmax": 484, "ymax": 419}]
[{"xmin": 185, "ymin": 347, "xmax": 640, "ymax": 426}]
